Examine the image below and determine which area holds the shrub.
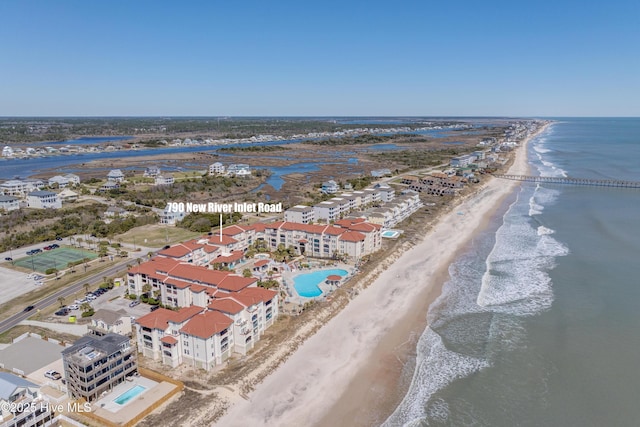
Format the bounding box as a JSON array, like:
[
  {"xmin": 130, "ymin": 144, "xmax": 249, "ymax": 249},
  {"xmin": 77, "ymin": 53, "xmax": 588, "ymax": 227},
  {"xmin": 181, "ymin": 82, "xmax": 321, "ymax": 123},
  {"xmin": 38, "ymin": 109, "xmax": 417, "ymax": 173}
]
[
  {"xmin": 45, "ymin": 268, "xmax": 58, "ymax": 275},
  {"xmin": 81, "ymin": 309, "xmax": 95, "ymax": 317}
]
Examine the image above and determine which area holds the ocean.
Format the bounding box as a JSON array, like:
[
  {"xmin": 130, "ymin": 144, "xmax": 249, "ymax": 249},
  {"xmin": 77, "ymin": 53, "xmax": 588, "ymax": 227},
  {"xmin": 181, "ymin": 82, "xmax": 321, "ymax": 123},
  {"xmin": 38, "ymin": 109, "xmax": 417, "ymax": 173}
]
[{"xmin": 384, "ymin": 118, "xmax": 640, "ymax": 426}]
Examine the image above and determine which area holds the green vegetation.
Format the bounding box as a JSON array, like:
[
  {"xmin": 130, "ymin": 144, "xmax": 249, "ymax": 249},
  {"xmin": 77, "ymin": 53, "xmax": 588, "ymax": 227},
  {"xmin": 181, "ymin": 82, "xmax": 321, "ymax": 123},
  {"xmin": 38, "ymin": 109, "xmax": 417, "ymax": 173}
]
[
  {"xmin": 305, "ymin": 134, "xmax": 393, "ymax": 146},
  {"xmin": 177, "ymin": 212, "xmax": 242, "ymax": 232},
  {"xmin": 0, "ymin": 204, "xmax": 156, "ymax": 252},
  {"xmin": 115, "ymin": 174, "xmax": 268, "ymax": 209},
  {"xmin": 368, "ymin": 148, "xmax": 468, "ymax": 171}
]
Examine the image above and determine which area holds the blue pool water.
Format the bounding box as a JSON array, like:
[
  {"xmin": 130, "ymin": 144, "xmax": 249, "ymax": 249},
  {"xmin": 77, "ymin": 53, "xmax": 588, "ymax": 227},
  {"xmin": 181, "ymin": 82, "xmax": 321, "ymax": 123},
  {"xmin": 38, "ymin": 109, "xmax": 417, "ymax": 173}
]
[
  {"xmin": 381, "ymin": 230, "xmax": 401, "ymax": 238},
  {"xmin": 293, "ymin": 269, "xmax": 348, "ymax": 298},
  {"xmin": 114, "ymin": 384, "xmax": 146, "ymax": 406}
]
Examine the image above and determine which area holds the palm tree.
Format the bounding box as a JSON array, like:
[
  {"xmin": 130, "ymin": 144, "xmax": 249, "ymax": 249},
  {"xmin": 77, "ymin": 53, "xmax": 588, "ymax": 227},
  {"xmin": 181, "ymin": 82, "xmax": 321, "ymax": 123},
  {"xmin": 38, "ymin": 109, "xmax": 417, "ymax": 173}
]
[
  {"xmin": 80, "ymin": 302, "xmax": 93, "ymax": 314},
  {"xmin": 57, "ymin": 296, "xmax": 65, "ymax": 307},
  {"xmin": 83, "ymin": 283, "xmax": 89, "ymax": 294}
]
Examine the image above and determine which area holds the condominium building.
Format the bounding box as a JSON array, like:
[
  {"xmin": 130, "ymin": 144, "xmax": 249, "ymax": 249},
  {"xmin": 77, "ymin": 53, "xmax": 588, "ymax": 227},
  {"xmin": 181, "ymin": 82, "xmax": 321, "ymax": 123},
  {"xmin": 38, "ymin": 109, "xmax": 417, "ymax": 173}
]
[
  {"xmin": 62, "ymin": 333, "xmax": 137, "ymax": 402},
  {"xmin": 284, "ymin": 205, "xmax": 316, "ymax": 224},
  {"xmin": 209, "ymin": 162, "xmax": 225, "ymax": 175}
]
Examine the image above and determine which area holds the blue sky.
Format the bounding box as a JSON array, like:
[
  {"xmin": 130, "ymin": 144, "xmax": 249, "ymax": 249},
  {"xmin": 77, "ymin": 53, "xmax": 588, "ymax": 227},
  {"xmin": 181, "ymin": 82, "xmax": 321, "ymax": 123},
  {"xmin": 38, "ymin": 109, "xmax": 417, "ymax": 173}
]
[{"xmin": 1, "ymin": 0, "xmax": 638, "ymax": 116}]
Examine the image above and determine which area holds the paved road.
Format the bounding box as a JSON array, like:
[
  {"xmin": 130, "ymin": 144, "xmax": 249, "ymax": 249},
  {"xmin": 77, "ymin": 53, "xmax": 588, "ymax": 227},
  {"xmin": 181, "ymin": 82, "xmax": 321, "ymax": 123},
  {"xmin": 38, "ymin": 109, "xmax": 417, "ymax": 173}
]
[{"xmin": 0, "ymin": 258, "xmax": 136, "ymax": 335}]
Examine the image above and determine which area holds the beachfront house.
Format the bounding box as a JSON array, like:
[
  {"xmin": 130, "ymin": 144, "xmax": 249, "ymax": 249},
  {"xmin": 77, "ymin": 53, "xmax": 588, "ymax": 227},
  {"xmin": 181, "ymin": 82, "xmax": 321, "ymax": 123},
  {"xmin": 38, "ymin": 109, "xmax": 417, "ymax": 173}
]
[
  {"xmin": 27, "ymin": 191, "xmax": 61, "ymax": 209},
  {"xmin": 374, "ymin": 183, "xmax": 395, "ymax": 202},
  {"xmin": 209, "ymin": 162, "xmax": 225, "ymax": 175},
  {"xmin": 0, "ymin": 195, "xmax": 20, "ymax": 212},
  {"xmin": 62, "ymin": 333, "xmax": 138, "ymax": 402}
]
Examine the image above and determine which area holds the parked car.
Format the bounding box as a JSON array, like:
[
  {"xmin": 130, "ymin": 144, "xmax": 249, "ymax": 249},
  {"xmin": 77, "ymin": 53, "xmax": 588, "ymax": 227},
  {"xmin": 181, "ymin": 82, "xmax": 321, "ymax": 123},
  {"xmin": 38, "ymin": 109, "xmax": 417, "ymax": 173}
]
[
  {"xmin": 4, "ymin": 257, "xmax": 11, "ymax": 261},
  {"xmin": 23, "ymin": 305, "xmax": 35, "ymax": 312},
  {"xmin": 129, "ymin": 300, "xmax": 140, "ymax": 307},
  {"xmin": 150, "ymin": 305, "xmax": 160, "ymax": 312},
  {"xmin": 44, "ymin": 370, "xmax": 62, "ymax": 380},
  {"xmin": 51, "ymin": 244, "xmax": 60, "ymax": 249},
  {"xmin": 55, "ymin": 237, "xmax": 63, "ymax": 241},
  {"xmin": 43, "ymin": 246, "xmax": 52, "ymax": 251},
  {"xmin": 32, "ymin": 249, "xmax": 42, "ymax": 254},
  {"xmin": 55, "ymin": 309, "xmax": 69, "ymax": 316},
  {"xmin": 86, "ymin": 295, "xmax": 97, "ymax": 301},
  {"xmin": 68, "ymin": 304, "xmax": 79, "ymax": 310}
]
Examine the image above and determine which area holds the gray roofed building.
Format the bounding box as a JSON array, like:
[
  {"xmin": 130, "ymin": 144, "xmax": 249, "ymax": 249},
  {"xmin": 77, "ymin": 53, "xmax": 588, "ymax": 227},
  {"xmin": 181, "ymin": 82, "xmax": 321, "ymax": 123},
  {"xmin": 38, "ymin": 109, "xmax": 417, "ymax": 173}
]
[
  {"xmin": 0, "ymin": 372, "xmax": 38, "ymax": 401},
  {"xmin": 62, "ymin": 333, "xmax": 137, "ymax": 401},
  {"xmin": 89, "ymin": 309, "xmax": 132, "ymax": 337}
]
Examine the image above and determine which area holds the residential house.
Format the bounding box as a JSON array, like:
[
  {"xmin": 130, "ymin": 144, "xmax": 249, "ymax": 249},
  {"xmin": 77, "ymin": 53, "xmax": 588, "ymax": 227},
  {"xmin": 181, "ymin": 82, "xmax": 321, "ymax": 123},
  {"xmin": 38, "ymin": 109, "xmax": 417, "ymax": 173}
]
[
  {"xmin": 58, "ymin": 188, "xmax": 79, "ymax": 202},
  {"xmin": 89, "ymin": 309, "xmax": 132, "ymax": 337},
  {"xmin": 0, "ymin": 372, "xmax": 55, "ymax": 427},
  {"xmin": 143, "ymin": 166, "xmax": 161, "ymax": 177},
  {"xmin": 227, "ymin": 164, "xmax": 251, "ymax": 177},
  {"xmin": 155, "ymin": 174, "xmax": 175, "ymax": 186},
  {"xmin": 160, "ymin": 207, "xmax": 186, "ymax": 225},
  {"xmin": 107, "ymin": 169, "xmax": 125, "ymax": 182},
  {"xmin": 0, "ymin": 179, "xmax": 45, "ymax": 197},
  {"xmin": 209, "ymin": 162, "xmax": 225, "ymax": 175},
  {"xmin": 321, "ymin": 180, "xmax": 339, "ymax": 194},
  {"xmin": 371, "ymin": 168, "xmax": 391, "ymax": 177},
  {"xmin": 104, "ymin": 206, "xmax": 127, "ymax": 218},
  {"xmin": 373, "ymin": 183, "xmax": 395, "ymax": 202},
  {"xmin": 26, "ymin": 191, "xmax": 61, "ymax": 209},
  {"xmin": 0, "ymin": 195, "xmax": 19, "ymax": 212}
]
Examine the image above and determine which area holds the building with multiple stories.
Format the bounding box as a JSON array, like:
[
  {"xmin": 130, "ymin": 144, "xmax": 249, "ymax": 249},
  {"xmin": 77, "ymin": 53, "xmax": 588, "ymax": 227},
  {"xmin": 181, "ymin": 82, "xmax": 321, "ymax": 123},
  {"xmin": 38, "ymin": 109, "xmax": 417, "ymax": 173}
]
[
  {"xmin": 26, "ymin": 191, "xmax": 61, "ymax": 209},
  {"xmin": 0, "ymin": 179, "xmax": 45, "ymax": 197},
  {"xmin": 107, "ymin": 169, "xmax": 125, "ymax": 182},
  {"xmin": 227, "ymin": 164, "xmax": 251, "ymax": 177},
  {"xmin": 321, "ymin": 180, "xmax": 339, "ymax": 194},
  {"xmin": 0, "ymin": 195, "xmax": 19, "ymax": 212},
  {"xmin": 89, "ymin": 309, "xmax": 133, "ymax": 337},
  {"xmin": 284, "ymin": 205, "xmax": 316, "ymax": 224},
  {"xmin": 62, "ymin": 333, "xmax": 137, "ymax": 402},
  {"xmin": 0, "ymin": 372, "xmax": 55, "ymax": 427},
  {"xmin": 154, "ymin": 174, "xmax": 175, "ymax": 186},
  {"xmin": 209, "ymin": 162, "xmax": 225, "ymax": 175}
]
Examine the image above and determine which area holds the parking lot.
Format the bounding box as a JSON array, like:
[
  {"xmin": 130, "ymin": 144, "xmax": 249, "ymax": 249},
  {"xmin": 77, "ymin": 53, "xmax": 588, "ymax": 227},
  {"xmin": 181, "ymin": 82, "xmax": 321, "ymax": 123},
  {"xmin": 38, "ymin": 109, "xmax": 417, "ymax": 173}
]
[
  {"xmin": 0, "ymin": 265, "xmax": 39, "ymax": 302},
  {"xmin": 51, "ymin": 283, "xmax": 156, "ymax": 322}
]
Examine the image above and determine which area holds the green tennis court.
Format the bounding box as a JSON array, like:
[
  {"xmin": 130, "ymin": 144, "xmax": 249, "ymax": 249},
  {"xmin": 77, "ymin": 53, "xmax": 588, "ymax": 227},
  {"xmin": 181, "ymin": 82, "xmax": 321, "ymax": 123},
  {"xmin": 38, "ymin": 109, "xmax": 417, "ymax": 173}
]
[{"xmin": 14, "ymin": 248, "xmax": 97, "ymax": 273}]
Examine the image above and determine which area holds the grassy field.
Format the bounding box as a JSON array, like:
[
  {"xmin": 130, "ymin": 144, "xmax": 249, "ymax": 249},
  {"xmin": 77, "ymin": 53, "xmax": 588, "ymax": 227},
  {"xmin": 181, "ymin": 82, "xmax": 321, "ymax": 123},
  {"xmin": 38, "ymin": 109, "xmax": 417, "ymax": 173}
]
[
  {"xmin": 13, "ymin": 248, "xmax": 97, "ymax": 274},
  {"xmin": 117, "ymin": 224, "xmax": 201, "ymax": 247}
]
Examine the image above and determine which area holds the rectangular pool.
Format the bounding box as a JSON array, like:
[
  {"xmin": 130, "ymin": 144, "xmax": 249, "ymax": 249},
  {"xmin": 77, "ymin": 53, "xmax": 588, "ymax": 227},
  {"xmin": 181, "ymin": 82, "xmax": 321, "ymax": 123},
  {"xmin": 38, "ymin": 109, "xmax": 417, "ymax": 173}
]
[{"xmin": 114, "ymin": 384, "xmax": 146, "ymax": 406}]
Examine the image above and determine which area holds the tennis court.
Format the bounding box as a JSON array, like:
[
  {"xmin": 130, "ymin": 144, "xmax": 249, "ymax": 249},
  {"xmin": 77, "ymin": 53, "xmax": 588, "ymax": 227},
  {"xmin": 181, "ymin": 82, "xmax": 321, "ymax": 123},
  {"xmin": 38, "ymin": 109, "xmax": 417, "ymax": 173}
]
[{"xmin": 14, "ymin": 247, "xmax": 97, "ymax": 273}]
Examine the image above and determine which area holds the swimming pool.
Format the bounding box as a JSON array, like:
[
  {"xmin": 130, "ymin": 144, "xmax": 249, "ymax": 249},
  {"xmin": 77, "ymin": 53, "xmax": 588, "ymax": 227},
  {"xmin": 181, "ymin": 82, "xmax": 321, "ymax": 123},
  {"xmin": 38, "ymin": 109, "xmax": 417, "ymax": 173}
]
[
  {"xmin": 293, "ymin": 269, "xmax": 348, "ymax": 298},
  {"xmin": 114, "ymin": 384, "xmax": 146, "ymax": 406},
  {"xmin": 381, "ymin": 229, "xmax": 401, "ymax": 238}
]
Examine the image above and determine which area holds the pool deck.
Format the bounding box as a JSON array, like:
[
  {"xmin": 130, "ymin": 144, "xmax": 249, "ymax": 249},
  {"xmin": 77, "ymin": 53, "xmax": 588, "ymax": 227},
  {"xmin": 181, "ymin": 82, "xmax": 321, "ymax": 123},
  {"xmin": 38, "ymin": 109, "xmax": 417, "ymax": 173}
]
[
  {"xmin": 88, "ymin": 375, "xmax": 177, "ymax": 425},
  {"xmin": 282, "ymin": 263, "xmax": 355, "ymax": 304}
]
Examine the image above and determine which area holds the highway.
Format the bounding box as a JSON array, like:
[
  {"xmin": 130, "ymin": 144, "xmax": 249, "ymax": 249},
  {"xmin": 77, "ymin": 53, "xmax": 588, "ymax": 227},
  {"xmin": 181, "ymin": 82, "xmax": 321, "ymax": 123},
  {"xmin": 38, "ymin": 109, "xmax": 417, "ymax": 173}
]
[{"xmin": 0, "ymin": 258, "xmax": 135, "ymax": 335}]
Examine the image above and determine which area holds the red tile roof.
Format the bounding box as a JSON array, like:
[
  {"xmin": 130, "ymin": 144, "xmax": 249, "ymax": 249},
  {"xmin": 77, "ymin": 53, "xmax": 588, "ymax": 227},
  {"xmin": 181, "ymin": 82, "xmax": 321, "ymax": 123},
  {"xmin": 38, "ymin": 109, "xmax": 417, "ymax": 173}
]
[
  {"xmin": 348, "ymin": 222, "xmax": 382, "ymax": 232},
  {"xmin": 217, "ymin": 276, "xmax": 256, "ymax": 292},
  {"xmin": 339, "ymin": 230, "xmax": 366, "ymax": 242},
  {"xmin": 209, "ymin": 298, "xmax": 244, "ymax": 314},
  {"xmin": 136, "ymin": 306, "xmax": 204, "ymax": 330},
  {"xmin": 180, "ymin": 311, "xmax": 233, "ymax": 339},
  {"xmin": 222, "ymin": 225, "xmax": 247, "ymax": 236},
  {"xmin": 254, "ymin": 259, "xmax": 270, "ymax": 267},
  {"xmin": 208, "ymin": 235, "xmax": 238, "ymax": 246},
  {"xmin": 160, "ymin": 336, "xmax": 178, "ymax": 345},
  {"xmin": 158, "ymin": 245, "xmax": 192, "ymax": 258},
  {"xmin": 212, "ymin": 250, "xmax": 245, "ymax": 264},
  {"xmin": 248, "ymin": 223, "xmax": 266, "ymax": 232}
]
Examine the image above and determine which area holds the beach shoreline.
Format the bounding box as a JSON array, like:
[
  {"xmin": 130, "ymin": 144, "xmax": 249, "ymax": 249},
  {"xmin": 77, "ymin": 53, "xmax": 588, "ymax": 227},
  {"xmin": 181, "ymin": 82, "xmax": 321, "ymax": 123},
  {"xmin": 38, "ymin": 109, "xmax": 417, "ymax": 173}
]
[{"xmin": 215, "ymin": 123, "xmax": 548, "ymax": 427}]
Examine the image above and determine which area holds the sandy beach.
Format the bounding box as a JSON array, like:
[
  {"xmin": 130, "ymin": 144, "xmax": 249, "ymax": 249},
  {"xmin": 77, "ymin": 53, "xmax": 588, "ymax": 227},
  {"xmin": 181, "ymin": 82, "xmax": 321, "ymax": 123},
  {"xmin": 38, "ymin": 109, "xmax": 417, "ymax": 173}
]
[{"xmin": 215, "ymin": 126, "xmax": 545, "ymax": 427}]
